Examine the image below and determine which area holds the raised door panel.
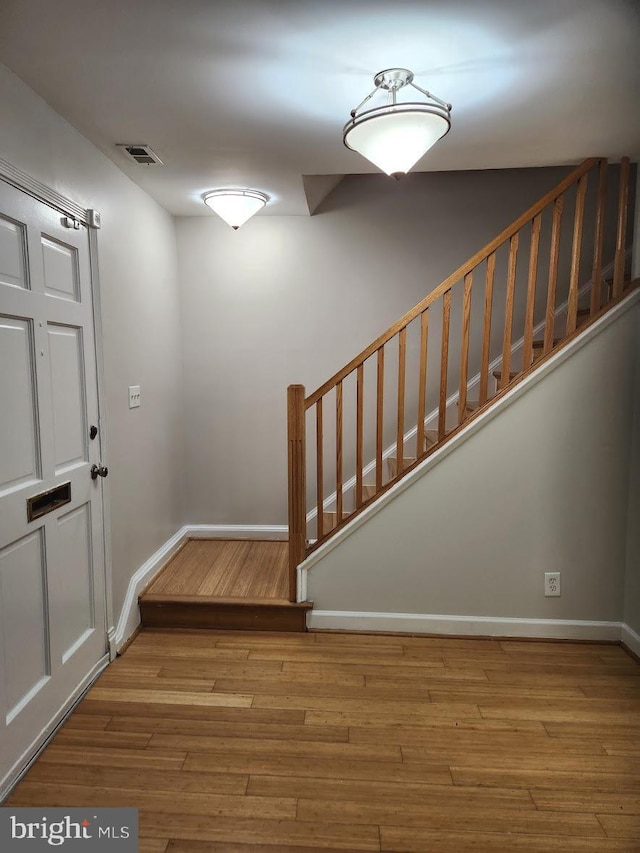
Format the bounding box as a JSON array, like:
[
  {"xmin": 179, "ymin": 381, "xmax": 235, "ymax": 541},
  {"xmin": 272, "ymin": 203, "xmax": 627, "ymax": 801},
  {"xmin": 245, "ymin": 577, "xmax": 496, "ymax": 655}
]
[
  {"xmin": 0, "ymin": 530, "xmax": 50, "ymax": 724},
  {"xmin": 54, "ymin": 503, "xmax": 94, "ymax": 664},
  {"xmin": 47, "ymin": 324, "xmax": 87, "ymax": 474},
  {"xmin": 0, "ymin": 215, "xmax": 28, "ymax": 290},
  {"xmin": 41, "ymin": 236, "xmax": 79, "ymax": 302},
  {"xmin": 0, "ymin": 316, "xmax": 39, "ymax": 495}
]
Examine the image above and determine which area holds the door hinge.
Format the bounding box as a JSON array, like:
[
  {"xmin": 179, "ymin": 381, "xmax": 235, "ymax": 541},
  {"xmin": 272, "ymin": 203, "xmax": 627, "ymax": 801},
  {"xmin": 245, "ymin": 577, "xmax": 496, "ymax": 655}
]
[{"xmin": 62, "ymin": 215, "xmax": 81, "ymax": 230}]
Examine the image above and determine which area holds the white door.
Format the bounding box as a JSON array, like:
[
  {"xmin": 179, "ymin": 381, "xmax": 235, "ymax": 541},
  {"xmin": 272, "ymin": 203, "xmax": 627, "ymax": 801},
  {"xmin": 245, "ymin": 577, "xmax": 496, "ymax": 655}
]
[{"xmin": 0, "ymin": 180, "xmax": 107, "ymax": 790}]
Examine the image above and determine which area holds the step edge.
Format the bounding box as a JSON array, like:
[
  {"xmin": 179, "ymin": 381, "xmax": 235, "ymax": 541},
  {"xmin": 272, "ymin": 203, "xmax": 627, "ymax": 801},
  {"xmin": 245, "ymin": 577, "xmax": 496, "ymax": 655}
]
[{"xmin": 140, "ymin": 594, "xmax": 313, "ymax": 609}]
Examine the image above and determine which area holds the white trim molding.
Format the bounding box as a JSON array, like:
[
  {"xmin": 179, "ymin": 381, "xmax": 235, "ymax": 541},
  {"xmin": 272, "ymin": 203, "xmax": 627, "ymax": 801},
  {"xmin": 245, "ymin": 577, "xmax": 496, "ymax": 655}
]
[
  {"xmin": 114, "ymin": 527, "xmax": 188, "ymax": 649},
  {"xmin": 187, "ymin": 524, "xmax": 288, "ymax": 540},
  {"xmin": 622, "ymin": 623, "xmax": 640, "ymax": 658},
  {"xmin": 114, "ymin": 523, "xmax": 289, "ymax": 650},
  {"xmin": 308, "ymin": 610, "xmax": 623, "ymax": 642},
  {"xmin": 0, "ymin": 156, "xmax": 92, "ymax": 225}
]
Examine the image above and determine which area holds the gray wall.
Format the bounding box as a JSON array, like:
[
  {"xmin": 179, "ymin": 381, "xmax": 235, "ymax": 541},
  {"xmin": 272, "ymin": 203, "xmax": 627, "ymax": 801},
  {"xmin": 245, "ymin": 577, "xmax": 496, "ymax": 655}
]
[
  {"xmin": 0, "ymin": 65, "xmax": 185, "ymax": 622},
  {"xmin": 3, "ymin": 59, "xmax": 636, "ymax": 634},
  {"xmin": 175, "ymin": 165, "xmax": 627, "ymax": 525},
  {"xmin": 307, "ymin": 301, "xmax": 639, "ymax": 623}
]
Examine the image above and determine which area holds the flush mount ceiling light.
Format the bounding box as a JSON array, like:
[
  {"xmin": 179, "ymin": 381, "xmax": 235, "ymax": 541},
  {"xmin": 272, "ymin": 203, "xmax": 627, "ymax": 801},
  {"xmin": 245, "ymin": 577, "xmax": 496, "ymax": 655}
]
[
  {"xmin": 343, "ymin": 68, "xmax": 452, "ymax": 179},
  {"xmin": 203, "ymin": 189, "xmax": 269, "ymax": 229}
]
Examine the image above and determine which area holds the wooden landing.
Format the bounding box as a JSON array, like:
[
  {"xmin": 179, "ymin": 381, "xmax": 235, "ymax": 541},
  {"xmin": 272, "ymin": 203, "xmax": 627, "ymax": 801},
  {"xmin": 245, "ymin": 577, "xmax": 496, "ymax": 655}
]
[{"xmin": 139, "ymin": 540, "xmax": 311, "ymax": 632}]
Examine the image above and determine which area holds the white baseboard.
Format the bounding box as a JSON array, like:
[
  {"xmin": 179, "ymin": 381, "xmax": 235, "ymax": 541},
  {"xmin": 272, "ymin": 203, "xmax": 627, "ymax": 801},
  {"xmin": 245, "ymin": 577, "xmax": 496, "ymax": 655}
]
[
  {"xmin": 308, "ymin": 610, "xmax": 623, "ymax": 641},
  {"xmin": 0, "ymin": 654, "xmax": 109, "ymax": 801},
  {"xmin": 114, "ymin": 526, "xmax": 189, "ymax": 650},
  {"xmin": 114, "ymin": 523, "xmax": 289, "ymax": 651},
  {"xmin": 186, "ymin": 524, "xmax": 288, "ymax": 540},
  {"xmin": 622, "ymin": 623, "xmax": 640, "ymax": 657}
]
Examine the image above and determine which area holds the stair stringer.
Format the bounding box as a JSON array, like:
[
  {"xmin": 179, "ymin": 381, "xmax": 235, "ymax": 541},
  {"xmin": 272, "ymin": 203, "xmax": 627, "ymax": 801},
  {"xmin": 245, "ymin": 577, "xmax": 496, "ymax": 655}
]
[{"xmin": 298, "ymin": 289, "xmax": 640, "ymax": 642}]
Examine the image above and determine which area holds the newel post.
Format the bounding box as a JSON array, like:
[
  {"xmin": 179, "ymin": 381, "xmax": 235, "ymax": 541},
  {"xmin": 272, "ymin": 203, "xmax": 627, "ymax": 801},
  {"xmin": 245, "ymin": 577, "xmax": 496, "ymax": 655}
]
[{"xmin": 287, "ymin": 384, "xmax": 306, "ymax": 602}]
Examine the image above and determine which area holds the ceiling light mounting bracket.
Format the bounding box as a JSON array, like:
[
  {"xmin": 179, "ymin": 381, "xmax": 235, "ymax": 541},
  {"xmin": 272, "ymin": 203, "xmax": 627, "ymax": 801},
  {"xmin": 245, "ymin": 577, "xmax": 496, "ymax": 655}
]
[{"xmin": 373, "ymin": 68, "xmax": 414, "ymax": 91}]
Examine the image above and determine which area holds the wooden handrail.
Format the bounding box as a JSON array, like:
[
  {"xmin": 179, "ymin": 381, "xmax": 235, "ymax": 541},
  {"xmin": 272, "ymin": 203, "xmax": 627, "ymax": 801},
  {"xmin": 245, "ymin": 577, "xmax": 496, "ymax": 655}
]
[{"xmin": 305, "ymin": 157, "xmax": 600, "ymax": 407}]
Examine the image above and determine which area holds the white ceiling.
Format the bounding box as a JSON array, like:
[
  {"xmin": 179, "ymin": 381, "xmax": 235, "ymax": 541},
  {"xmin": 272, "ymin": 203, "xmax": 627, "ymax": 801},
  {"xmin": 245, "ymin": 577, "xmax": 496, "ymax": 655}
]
[{"xmin": 1, "ymin": 0, "xmax": 639, "ymax": 216}]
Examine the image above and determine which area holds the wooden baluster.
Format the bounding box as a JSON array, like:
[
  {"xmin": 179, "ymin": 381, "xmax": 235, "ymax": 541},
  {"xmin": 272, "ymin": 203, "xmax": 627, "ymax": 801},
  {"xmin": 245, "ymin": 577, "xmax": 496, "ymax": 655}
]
[
  {"xmin": 565, "ymin": 175, "xmax": 588, "ymax": 335},
  {"xmin": 543, "ymin": 195, "xmax": 564, "ymax": 354},
  {"xmin": 416, "ymin": 309, "xmax": 428, "ymax": 457},
  {"xmin": 501, "ymin": 233, "xmax": 519, "ymax": 383},
  {"xmin": 522, "ymin": 215, "xmax": 541, "ymax": 371},
  {"xmin": 613, "ymin": 157, "xmax": 630, "ymax": 298},
  {"xmin": 458, "ymin": 272, "xmax": 473, "ymax": 425},
  {"xmin": 396, "ymin": 327, "xmax": 406, "ymax": 469},
  {"xmin": 376, "ymin": 346, "xmax": 384, "ymax": 491},
  {"xmin": 438, "ymin": 291, "xmax": 451, "ymax": 440},
  {"xmin": 315, "ymin": 398, "xmax": 323, "ymax": 540},
  {"xmin": 356, "ymin": 364, "xmax": 364, "ymax": 508},
  {"xmin": 336, "ymin": 380, "xmax": 343, "ymax": 522},
  {"xmin": 287, "ymin": 384, "xmax": 306, "ymax": 602},
  {"xmin": 478, "ymin": 253, "xmax": 496, "ymax": 405},
  {"xmin": 590, "ymin": 160, "xmax": 607, "ymax": 315}
]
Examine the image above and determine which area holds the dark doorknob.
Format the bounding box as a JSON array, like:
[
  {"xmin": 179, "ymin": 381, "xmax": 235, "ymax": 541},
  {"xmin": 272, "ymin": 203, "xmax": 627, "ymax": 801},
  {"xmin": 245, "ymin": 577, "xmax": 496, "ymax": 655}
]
[{"xmin": 90, "ymin": 464, "xmax": 109, "ymax": 480}]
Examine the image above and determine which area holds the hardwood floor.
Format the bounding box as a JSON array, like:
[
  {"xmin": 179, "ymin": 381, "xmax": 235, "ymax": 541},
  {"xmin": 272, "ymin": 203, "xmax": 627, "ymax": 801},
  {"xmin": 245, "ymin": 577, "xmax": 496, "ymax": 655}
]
[
  {"xmin": 145, "ymin": 540, "xmax": 289, "ymax": 599},
  {"xmin": 139, "ymin": 541, "xmax": 310, "ymax": 632},
  {"xmin": 6, "ymin": 629, "xmax": 640, "ymax": 851}
]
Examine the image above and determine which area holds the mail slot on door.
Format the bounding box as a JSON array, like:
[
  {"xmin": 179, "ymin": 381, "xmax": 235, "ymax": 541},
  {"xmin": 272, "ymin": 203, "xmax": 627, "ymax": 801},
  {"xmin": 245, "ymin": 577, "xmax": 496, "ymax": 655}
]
[{"xmin": 26, "ymin": 482, "xmax": 72, "ymax": 522}]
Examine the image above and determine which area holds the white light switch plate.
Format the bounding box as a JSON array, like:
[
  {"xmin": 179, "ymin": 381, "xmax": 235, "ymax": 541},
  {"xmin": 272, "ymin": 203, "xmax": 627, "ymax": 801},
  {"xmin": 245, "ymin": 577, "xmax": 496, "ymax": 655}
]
[{"xmin": 128, "ymin": 385, "xmax": 141, "ymax": 408}]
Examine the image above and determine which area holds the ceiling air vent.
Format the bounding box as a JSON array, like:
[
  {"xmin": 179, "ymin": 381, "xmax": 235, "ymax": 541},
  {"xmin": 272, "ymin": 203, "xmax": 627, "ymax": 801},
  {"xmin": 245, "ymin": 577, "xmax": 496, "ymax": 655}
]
[{"xmin": 117, "ymin": 144, "xmax": 163, "ymax": 165}]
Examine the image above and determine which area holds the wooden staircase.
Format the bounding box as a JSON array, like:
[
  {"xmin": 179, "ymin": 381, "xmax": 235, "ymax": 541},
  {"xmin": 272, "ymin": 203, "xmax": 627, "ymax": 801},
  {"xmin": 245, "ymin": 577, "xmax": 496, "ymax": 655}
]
[
  {"xmin": 139, "ymin": 539, "xmax": 311, "ymax": 632},
  {"xmin": 140, "ymin": 160, "xmax": 635, "ymax": 633},
  {"xmin": 287, "ymin": 157, "xmax": 637, "ymax": 603}
]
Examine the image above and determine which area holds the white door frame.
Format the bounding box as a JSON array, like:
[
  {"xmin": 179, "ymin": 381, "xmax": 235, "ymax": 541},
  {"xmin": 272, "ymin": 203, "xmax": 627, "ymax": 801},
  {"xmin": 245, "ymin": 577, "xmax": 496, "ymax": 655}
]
[{"xmin": 0, "ymin": 155, "xmax": 115, "ymax": 659}]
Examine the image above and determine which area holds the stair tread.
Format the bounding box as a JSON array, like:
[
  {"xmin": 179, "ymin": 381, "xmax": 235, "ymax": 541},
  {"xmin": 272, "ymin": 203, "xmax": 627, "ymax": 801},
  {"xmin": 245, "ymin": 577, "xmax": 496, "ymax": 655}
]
[
  {"xmin": 532, "ymin": 338, "xmax": 561, "ymax": 348},
  {"xmin": 493, "ymin": 370, "xmax": 519, "ymax": 379}
]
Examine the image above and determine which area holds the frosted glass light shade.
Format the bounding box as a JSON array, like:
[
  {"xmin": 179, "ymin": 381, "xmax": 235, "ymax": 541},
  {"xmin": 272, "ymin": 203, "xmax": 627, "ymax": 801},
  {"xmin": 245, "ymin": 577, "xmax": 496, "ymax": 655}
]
[
  {"xmin": 344, "ymin": 107, "xmax": 450, "ymax": 177},
  {"xmin": 203, "ymin": 189, "xmax": 268, "ymax": 229}
]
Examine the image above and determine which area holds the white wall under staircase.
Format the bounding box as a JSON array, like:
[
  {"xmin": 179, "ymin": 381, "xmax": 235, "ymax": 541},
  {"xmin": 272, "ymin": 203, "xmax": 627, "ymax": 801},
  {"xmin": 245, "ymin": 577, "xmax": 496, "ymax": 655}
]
[{"xmin": 302, "ymin": 290, "xmax": 640, "ymax": 644}]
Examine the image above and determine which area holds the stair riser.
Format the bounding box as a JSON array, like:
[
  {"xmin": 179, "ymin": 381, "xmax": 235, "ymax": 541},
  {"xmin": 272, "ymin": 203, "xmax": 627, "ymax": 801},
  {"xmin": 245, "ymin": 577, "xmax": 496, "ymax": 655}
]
[{"xmin": 140, "ymin": 601, "xmax": 308, "ymax": 632}]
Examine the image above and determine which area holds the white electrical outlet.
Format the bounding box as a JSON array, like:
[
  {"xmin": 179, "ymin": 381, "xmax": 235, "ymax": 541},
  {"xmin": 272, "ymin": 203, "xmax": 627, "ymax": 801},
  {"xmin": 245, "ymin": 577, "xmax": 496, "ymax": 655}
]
[
  {"xmin": 544, "ymin": 572, "xmax": 561, "ymax": 597},
  {"xmin": 128, "ymin": 385, "xmax": 141, "ymax": 408}
]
